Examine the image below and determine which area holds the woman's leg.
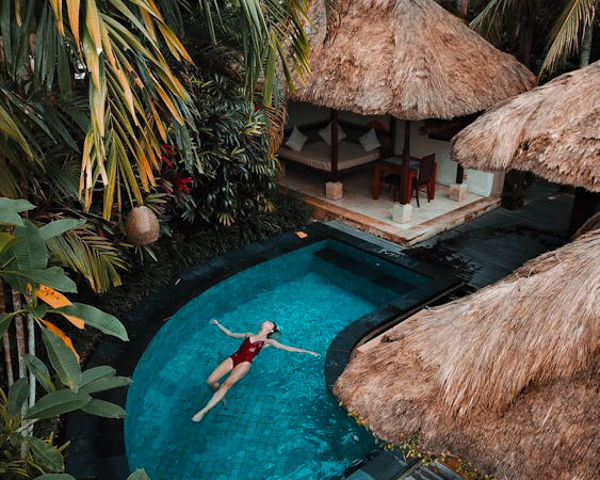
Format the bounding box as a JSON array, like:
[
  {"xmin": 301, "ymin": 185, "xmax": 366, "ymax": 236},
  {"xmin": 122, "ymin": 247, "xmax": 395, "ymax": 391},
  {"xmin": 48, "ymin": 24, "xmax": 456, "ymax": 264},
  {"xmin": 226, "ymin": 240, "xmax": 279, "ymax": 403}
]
[
  {"xmin": 192, "ymin": 362, "xmax": 251, "ymax": 422},
  {"xmin": 207, "ymin": 357, "xmax": 234, "ymax": 392}
]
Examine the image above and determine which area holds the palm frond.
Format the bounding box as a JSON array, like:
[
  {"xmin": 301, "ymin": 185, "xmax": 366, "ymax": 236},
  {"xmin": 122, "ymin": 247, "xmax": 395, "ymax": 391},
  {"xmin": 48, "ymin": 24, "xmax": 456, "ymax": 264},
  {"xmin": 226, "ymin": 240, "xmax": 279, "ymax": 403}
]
[
  {"xmin": 0, "ymin": 0, "xmax": 196, "ymax": 217},
  {"xmin": 0, "ymin": 87, "xmax": 44, "ymax": 197},
  {"xmin": 190, "ymin": 0, "xmax": 310, "ymax": 106},
  {"xmin": 541, "ymin": 0, "xmax": 597, "ymax": 75},
  {"xmin": 45, "ymin": 228, "xmax": 127, "ymax": 294},
  {"xmin": 470, "ymin": 0, "xmax": 518, "ymax": 45}
]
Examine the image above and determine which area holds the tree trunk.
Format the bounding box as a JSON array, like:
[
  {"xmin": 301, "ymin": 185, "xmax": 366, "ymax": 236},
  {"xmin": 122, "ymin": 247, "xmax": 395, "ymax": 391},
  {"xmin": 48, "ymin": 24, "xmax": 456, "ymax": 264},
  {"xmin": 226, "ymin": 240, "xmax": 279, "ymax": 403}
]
[
  {"xmin": 500, "ymin": 3, "xmax": 536, "ymax": 209},
  {"xmin": 457, "ymin": 0, "xmax": 469, "ymax": 17},
  {"xmin": 501, "ymin": 170, "xmax": 527, "ymax": 210},
  {"xmin": 517, "ymin": 4, "xmax": 535, "ymax": 68},
  {"xmin": 579, "ymin": 8, "xmax": 595, "ymax": 67},
  {"xmin": 568, "ymin": 188, "xmax": 600, "ymax": 236},
  {"xmin": 0, "ymin": 281, "xmax": 14, "ymax": 386}
]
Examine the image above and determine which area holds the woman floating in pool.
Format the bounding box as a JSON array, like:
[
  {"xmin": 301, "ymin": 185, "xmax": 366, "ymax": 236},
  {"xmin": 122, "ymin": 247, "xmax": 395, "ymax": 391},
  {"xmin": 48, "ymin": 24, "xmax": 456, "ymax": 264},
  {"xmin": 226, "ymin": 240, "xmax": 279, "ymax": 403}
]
[{"xmin": 192, "ymin": 319, "xmax": 320, "ymax": 422}]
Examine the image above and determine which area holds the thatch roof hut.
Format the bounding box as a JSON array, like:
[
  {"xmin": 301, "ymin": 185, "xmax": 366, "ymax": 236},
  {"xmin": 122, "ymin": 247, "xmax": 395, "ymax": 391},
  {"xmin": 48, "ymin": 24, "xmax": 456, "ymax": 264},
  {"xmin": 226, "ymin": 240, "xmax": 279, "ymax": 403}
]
[
  {"xmin": 334, "ymin": 230, "xmax": 600, "ymax": 479},
  {"xmin": 292, "ymin": 0, "xmax": 536, "ymax": 120},
  {"xmin": 451, "ymin": 61, "xmax": 600, "ymax": 192}
]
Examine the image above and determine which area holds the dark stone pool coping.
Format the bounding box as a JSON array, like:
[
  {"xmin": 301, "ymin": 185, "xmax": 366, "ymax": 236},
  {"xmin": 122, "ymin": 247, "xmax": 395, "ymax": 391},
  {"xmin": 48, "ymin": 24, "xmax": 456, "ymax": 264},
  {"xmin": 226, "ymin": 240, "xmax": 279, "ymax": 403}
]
[{"xmin": 65, "ymin": 222, "xmax": 462, "ymax": 479}]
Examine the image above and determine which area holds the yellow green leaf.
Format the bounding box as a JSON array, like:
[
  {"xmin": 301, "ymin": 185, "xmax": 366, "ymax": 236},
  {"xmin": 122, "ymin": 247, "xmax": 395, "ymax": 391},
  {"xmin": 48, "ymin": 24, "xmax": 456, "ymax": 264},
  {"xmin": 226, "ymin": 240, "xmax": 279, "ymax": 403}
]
[
  {"xmin": 85, "ymin": 0, "xmax": 103, "ymax": 54},
  {"xmin": 41, "ymin": 320, "xmax": 81, "ymax": 362},
  {"xmin": 49, "ymin": 0, "xmax": 65, "ymax": 35}
]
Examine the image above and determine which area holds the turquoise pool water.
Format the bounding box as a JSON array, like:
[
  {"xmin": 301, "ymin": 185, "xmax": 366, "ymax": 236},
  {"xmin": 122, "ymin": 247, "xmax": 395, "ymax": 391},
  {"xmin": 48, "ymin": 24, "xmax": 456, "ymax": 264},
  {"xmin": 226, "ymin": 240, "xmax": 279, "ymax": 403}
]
[{"xmin": 125, "ymin": 240, "xmax": 428, "ymax": 479}]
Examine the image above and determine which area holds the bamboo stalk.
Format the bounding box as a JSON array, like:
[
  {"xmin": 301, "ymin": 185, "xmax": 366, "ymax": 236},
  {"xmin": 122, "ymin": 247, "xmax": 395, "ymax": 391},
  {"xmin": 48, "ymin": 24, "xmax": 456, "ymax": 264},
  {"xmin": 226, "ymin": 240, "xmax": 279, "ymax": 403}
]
[
  {"xmin": 25, "ymin": 292, "xmax": 36, "ymax": 437},
  {"xmin": 12, "ymin": 290, "xmax": 30, "ymax": 459},
  {"xmin": 27, "ymin": 312, "xmax": 35, "ymax": 406},
  {"xmin": 11, "ymin": 291, "xmax": 26, "ymax": 379},
  {"xmin": 0, "ymin": 281, "xmax": 14, "ymax": 386}
]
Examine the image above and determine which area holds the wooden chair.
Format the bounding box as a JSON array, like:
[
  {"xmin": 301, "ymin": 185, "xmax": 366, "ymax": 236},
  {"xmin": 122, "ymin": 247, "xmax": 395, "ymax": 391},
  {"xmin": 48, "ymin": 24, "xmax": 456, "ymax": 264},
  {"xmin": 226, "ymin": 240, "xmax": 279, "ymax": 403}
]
[
  {"xmin": 413, "ymin": 154, "xmax": 435, "ymax": 207},
  {"xmin": 384, "ymin": 174, "xmax": 402, "ymax": 201}
]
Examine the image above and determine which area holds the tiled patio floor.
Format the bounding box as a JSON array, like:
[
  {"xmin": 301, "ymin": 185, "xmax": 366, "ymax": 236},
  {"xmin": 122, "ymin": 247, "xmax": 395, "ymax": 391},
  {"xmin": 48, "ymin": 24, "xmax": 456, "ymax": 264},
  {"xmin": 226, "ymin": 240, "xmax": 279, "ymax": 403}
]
[{"xmin": 279, "ymin": 162, "xmax": 500, "ymax": 245}]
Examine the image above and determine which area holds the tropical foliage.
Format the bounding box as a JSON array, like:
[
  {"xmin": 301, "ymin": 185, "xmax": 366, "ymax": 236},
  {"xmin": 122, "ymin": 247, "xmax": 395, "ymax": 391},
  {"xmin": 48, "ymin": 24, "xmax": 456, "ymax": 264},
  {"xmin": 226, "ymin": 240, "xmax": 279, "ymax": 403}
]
[
  {"xmin": 0, "ymin": 198, "xmax": 131, "ymax": 478},
  {"xmin": 471, "ymin": 0, "xmax": 598, "ymax": 74},
  {"xmin": 0, "ymin": 0, "xmax": 194, "ymax": 218},
  {"xmin": 0, "ymin": 0, "xmax": 314, "ymax": 221},
  {"xmin": 0, "ymin": 1, "xmax": 330, "ymax": 478},
  {"xmin": 172, "ymin": 74, "xmax": 279, "ymax": 226}
]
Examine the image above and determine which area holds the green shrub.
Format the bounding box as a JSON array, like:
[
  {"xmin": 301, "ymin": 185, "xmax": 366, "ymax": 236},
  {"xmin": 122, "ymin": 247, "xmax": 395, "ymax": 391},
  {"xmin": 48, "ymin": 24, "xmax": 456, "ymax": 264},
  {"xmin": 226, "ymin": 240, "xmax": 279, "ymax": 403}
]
[{"xmin": 166, "ymin": 73, "xmax": 279, "ymax": 227}]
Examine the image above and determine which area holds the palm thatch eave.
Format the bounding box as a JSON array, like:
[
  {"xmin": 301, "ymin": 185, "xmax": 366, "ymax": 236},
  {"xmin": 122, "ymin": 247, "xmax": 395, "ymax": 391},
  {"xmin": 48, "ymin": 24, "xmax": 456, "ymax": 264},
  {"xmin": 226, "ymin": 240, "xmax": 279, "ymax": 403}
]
[
  {"xmin": 451, "ymin": 61, "xmax": 600, "ymax": 192},
  {"xmin": 334, "ymin": 229, "xmax": 600, "ymax": 479},
  {"xmin": 291, "ymin": 0, "xmax": 536, "ymax": 120}
]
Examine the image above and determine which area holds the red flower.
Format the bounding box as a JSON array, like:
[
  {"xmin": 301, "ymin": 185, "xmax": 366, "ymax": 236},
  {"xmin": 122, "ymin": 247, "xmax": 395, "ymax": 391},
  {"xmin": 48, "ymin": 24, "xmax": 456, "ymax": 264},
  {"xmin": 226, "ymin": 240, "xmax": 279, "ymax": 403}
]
[
  {"xmin": 161, "ymin": 154, "xmax": 174, "ymax": 168},
  {"xmin": 171, "ymin": 172, "xmax": 193, "ymax": 194},
  {"xmin": 160, "ymin": 144, "xmax": 176, "ymax": 168}
]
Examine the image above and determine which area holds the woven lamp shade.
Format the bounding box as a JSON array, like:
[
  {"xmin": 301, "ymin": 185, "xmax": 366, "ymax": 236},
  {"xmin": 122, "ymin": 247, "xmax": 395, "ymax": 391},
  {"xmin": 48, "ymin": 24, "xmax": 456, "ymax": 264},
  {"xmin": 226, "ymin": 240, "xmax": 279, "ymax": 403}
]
[{"xmin": 124, "ymin": 206, "xmax": 160, "ymax": 245}]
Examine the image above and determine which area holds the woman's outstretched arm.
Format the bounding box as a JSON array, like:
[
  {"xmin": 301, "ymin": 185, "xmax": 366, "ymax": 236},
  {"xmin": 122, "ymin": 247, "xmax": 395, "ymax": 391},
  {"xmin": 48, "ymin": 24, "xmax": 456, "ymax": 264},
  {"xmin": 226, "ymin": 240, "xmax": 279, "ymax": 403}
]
[
  {"xmin": 267, "ymin": 339, "xmax": 320, "ymax": 357},
  {"xmin": 210, "ymin": 319, "xmax": 250, "ymax": 339}
]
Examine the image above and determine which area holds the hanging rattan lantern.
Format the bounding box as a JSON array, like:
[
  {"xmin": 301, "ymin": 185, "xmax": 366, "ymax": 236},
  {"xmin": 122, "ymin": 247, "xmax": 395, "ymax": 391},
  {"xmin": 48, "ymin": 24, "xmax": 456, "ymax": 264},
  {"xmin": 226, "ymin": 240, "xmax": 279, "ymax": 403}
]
[{"xmin": 124, "ymin": 206, "xmax": 160, "ymax": 245}]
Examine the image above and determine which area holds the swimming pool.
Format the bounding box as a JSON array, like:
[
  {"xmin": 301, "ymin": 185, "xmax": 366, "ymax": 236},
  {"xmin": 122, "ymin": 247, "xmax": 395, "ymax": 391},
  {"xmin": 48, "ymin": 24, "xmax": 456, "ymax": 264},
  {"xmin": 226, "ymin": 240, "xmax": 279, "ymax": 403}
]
[
  {"xmin": 66, "ymin": 224, "xmax": 462, "ymax": 479},
  {"xmin": 124, "ymin": 239, "xmax": 432, "ymax": 479}
]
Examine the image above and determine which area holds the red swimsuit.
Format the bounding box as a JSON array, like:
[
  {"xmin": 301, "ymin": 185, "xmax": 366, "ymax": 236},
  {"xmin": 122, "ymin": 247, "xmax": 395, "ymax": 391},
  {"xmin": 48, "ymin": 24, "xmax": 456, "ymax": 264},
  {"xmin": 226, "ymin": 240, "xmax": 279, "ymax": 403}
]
[{"xmin": 229, "ymin": 337, "xmax": 265, "ymax": 367}]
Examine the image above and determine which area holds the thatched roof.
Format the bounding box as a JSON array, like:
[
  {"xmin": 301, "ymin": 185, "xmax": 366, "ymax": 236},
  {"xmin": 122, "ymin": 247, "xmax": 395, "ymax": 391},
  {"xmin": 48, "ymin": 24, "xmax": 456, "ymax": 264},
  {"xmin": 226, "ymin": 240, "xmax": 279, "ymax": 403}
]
[
  {"xmin": 452, "ymin": 61, "xmax": 600, "ymax": 192},
  {"xmin": 291, "ymin": 0, "xmax": 535, "ymax": 120},
  {"xmin": 334, "ymin": 230, "xmax": 600, "ymax": 479}
]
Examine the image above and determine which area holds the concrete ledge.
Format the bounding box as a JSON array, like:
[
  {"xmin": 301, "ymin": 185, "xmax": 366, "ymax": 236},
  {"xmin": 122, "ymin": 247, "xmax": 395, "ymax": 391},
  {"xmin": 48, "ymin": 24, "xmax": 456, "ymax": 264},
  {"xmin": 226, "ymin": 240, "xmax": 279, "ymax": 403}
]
[{"xmin": 284, "ymin": 185, "xmax": 501, "ymax": 246}]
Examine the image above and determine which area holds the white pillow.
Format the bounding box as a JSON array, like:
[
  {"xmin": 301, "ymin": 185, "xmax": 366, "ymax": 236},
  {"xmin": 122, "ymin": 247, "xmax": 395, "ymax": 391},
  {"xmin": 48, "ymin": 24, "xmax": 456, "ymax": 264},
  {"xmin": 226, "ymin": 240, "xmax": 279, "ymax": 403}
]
[
  {"xmin": 285, "ymin": 126, "xmax": 308, "ymax": 151},
  {"xmin": 359, "ymin": 128, "xmax": 381, "ymax": 152},
  {"xmin": 318, "ymin": 123, "xmax": 347, "ymax": 146}
]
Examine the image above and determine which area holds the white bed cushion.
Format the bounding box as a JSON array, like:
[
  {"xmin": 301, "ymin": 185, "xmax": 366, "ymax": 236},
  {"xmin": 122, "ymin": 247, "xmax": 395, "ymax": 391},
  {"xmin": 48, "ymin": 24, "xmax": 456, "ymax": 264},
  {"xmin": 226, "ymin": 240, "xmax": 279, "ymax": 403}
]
[
  {"xmin": 278, "ymin": 140, "xmax": 379, "ymax": 171},
  {"xmin": 318, "ymin": 123, "xmax": 347, "ymax": 146},
  {"xmin": 359, "ymin": 128, "xmax": 381, "ymax": 152},
  {"xmin": 285, "ymin": 126, "xmax": 308, "ymax": 151}
]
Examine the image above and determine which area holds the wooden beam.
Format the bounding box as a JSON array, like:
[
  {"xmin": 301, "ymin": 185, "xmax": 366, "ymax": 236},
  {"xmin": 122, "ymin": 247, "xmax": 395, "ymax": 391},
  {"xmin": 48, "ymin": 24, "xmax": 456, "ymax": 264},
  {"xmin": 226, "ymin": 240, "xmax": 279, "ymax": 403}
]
[
  {"xmin": 390, "ymin": 116, "xmax": 397, "ymax": 153},
  {"xmin": 330, "ymin": 109, "xmax": 339, "ymax": 181},
  {"xmin": 399, "ymin": 120, "xmax": 411, "ymax": 204},
  {"xmin": 456, "ymin": 165, "xmax": 464, "ymax": 184}
]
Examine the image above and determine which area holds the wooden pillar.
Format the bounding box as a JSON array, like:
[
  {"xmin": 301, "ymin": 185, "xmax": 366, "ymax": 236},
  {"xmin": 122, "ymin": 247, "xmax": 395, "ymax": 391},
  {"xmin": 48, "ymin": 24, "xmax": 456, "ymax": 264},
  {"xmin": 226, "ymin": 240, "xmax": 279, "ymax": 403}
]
[
  {"xmin": 399, "ymin": 120, "xmax": 411, "ymax": 204},
  {"xmin": 389, "ymin": 116, "xmax": 397, "ymax": 154},
  {"xmin": 456, "ymin": 165, "xmax": 464, "ymax": 184},
  {"xmin": 330, "ymin": 109, "xmax": 339, "ymax": 181},
  {"xmin": 501, "ymin": 169, "xmax": 527, "ymax": 209}
]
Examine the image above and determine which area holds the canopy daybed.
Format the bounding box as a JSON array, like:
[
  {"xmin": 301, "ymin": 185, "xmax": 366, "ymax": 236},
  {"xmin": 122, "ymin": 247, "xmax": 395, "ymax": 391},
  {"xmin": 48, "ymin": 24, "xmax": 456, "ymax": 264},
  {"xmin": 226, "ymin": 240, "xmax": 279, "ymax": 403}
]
[{"xmin": 278, "ymin": 117, "xmax": 392, "ymax": 181}]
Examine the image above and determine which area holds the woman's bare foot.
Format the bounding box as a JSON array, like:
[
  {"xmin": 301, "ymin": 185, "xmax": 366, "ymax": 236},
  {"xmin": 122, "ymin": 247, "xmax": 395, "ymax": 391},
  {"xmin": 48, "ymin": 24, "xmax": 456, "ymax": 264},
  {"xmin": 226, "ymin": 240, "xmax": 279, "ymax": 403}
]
[{"xmin": 192, "ymin": 410, "xmax": 206, "ymax": 422}]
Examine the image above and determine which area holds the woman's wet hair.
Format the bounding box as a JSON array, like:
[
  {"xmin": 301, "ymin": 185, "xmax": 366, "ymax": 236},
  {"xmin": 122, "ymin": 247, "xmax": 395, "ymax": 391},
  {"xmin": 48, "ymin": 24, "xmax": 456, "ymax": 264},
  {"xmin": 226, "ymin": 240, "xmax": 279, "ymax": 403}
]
[{"xmin": 267, "ymin": 323, "xmax": 280, "ymax": 338}]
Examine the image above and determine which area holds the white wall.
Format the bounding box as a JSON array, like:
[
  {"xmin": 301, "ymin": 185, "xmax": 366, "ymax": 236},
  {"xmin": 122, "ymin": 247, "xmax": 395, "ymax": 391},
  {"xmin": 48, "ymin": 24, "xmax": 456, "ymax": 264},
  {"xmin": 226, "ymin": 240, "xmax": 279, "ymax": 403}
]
[
  {"xmin": 286, "ymin": 102, "xmax": 496, "ymax": 197},
  {"xmin": 397, "ymin": 120, "xmax": 494, "ymax": 196}
]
